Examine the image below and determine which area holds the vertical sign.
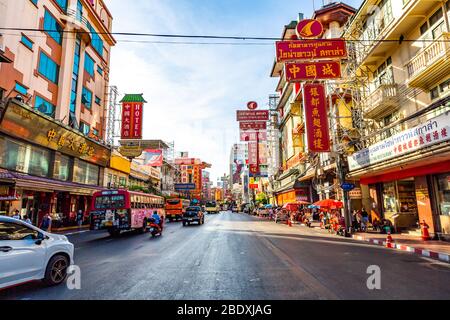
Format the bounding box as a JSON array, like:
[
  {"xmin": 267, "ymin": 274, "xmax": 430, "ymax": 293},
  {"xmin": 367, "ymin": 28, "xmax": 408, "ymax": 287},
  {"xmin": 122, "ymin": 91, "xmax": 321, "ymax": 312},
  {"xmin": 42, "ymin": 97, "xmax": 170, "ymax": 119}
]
[
  {"xmin": 121, "ymin": 102, "xmax": 144, "ymax": 139},
  {"xmin": 248, "ymin": 142, "xmax": 258, "ymax": 165},
  {"xmin": 303, "ymin": 83, "xmax": 331, "ymax": 152}
]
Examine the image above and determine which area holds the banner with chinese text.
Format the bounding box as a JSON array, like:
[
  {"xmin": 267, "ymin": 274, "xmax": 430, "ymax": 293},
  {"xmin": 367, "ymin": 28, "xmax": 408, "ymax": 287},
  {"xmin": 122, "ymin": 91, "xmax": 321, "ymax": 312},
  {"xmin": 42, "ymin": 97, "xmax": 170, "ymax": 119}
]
[
  {"xmin": 121, "ymin": 102, "xmax": 144, "ymax": 139},
  {"xmin": 285, "ymin": 61, "xmax": 341, "ymax": 82},
  {"xmin": 303, "ymin": 83, "xmax": 331, "ymax": 153}
]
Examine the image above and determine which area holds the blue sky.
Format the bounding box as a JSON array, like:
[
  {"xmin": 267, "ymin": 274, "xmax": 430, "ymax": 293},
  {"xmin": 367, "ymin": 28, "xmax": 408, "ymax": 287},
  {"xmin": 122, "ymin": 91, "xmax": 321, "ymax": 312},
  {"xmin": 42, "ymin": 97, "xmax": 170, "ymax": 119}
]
[{"xmin": 108, "ymin": 0, "xmax": 363, "ymax": 183}]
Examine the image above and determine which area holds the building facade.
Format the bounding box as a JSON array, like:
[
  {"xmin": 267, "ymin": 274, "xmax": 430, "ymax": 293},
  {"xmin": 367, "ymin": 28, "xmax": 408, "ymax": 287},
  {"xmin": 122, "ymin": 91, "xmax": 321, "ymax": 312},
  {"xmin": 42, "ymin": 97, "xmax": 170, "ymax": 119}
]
[
  {"xmin": 344, "ymin": 0, "xmax": 450, "ymax": 239},
  {"xmin": 0, "ymin": 0, "xmax": 115, "ymax": 227}
]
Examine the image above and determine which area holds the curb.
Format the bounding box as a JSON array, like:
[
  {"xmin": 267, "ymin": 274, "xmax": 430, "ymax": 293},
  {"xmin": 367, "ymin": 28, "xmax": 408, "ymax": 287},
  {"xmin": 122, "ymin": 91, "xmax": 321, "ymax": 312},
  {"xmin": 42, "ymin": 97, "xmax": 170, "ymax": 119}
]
[{"xmin": 352, "ymin": 235, "xmax": 450, "ymax": 264}]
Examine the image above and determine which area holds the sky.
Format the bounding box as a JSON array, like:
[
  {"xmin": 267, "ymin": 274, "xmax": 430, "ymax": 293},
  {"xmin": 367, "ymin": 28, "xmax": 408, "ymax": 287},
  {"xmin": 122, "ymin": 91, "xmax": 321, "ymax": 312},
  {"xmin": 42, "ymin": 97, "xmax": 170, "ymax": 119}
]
[{"xmin": 107, "ymin": 0, "xmax": 363, "ymax": 183}]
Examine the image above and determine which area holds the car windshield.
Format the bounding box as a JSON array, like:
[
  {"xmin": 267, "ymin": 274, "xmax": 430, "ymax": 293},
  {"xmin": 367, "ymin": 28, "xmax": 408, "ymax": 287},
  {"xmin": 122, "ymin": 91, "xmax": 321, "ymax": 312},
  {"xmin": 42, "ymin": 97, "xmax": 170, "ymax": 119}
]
[
  {"xmin": 167, "ymin": 199, "xmax": 180, "ymax": 205},
  {"xmin": 206, "ymin": 202, "xmax": 216, "ymax": 207},
  {"xmin": 95, "ymin": 195, "xmax": 125, "ymax": 209},
  {"xmin": 186, "ymin": 207, "xmax": 200, "ymax": 211}
]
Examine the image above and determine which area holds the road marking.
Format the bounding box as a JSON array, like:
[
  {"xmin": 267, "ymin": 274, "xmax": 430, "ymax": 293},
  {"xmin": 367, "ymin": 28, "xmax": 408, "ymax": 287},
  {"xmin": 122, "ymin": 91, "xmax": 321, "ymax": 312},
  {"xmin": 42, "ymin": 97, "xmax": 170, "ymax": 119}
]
[{"xmin": 64, "ymin": 230, "xmax": 90, "ymax": 236}]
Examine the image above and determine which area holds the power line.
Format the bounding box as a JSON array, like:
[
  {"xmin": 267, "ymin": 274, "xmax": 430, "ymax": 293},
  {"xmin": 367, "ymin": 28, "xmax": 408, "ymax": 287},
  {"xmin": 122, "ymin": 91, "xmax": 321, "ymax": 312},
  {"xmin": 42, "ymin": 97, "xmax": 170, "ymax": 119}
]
[{"xmin": 2, "ymin": 27, "xmax": 450, "ymax": 43}]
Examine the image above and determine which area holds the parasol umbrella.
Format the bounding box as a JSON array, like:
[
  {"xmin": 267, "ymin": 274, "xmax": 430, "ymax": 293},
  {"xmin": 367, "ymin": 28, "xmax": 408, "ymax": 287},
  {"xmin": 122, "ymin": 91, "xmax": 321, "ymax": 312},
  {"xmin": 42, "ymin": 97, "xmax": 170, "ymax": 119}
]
[
  {"xmin": 265, "ymin": 204, "xmax": 274, "ymax": 208},
  {"xmin": 308, "ymin": 205, "xmax": 320, "ymax": 209},
  {"xmin": 313, "ymin": 199, "xmax": 343, "ymax": 209}
]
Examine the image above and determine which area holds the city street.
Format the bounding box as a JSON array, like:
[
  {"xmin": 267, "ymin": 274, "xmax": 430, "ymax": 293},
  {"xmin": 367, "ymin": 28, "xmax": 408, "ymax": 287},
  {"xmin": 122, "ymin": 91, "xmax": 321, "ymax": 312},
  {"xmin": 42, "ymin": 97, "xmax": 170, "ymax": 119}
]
[{"xmin": 2, "ymin": 211, "xmax": 450, "ymax": 300}]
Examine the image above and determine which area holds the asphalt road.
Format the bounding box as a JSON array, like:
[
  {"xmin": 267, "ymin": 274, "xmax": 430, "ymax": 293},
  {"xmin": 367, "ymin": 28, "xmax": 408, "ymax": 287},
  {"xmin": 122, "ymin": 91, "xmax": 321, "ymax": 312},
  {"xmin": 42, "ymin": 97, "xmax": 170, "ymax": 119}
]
[{"xmin": 1, "ymin": 211, "xmax": 450, "ymax": 300}]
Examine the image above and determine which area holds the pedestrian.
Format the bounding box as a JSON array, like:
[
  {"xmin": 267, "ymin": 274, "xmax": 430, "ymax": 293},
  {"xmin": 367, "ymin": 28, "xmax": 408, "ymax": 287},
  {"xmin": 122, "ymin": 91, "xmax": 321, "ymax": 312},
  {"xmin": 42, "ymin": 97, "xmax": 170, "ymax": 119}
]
[
  {"xmin": 24, "ymin": 215, "xmax": 32, "ymax": 225},
  {"xmin": 12, "ymin": 210, "xmax": 21, "ymax": 220},
  {"xmin": 76, "ymin": 209, "xmax": 84, "ymax": 228},
  {"xmin": 361, "ymin": 208, "xmax": 369, "ymax": 231},
  {"xmin": 40, "ymin": 213, "xmax": 52, "ymax": 232}
]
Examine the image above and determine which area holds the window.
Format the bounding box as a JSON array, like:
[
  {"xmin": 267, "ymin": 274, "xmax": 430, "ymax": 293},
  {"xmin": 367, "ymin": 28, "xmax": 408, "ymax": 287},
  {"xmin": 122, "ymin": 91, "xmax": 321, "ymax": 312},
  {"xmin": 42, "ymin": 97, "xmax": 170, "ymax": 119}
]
[
  {"xmin": 87, "ymin": 22, "xmax": 103, "ymax": 57},
  {"xmin": 53, "ymin": 154, "xmax": 70, "ymax": 181},
  {"xmin": 34, "ymin": 95, "xmax": 56, "ymax": 118},
  {"xmin": 73, "ymin": 159, "xmax": 99, "ymax": 185},
  {"xmin": 29, "ymin": 0, "xmax": 38, "ymax": 5},
  {"xmin": 43, "ymin": 10, "xmax": 63, "ymax": 45},
  {"xmin": 81, "ymin": 87, "xmax": 92, "ymax": 108},
  {"xmin": 119, "ymin": 177, "xmax": 127, "ymax": 187},
  {"xmin": 84, "ymin": 53, "xmax": 95, "ymax": 77},
  {"xmin": 93, "ymin": 128, "xmax": 99, "ymax": 137},
  {"xmin": 55, "ymin": 0, "xmax": 68, "ymax": 12},
  {"xmin": 0, "ymin": 222, "xmax": 39, "ymax": 241},
  {"xmin": 38, "ymin": 51, "xmax": 59, "ymax": 84},
  {"xmin": 79, "ymin": 122, "xmax": 90, "ymax": 136},
  {"xmin": 94, "ymin": 195, "xmax": 125, "ymax": 209},
  {"xmin": 14, "ymin": 83, "xmax": 28, "ymax": 95},
  {"xmin": 97, "ymin": 66, "xmax": 103, "ymax": 76},
  {"xmin": 436, "ymin": 173, "xmax": 450, "ymax": 216},
  {"xmin": 95, "ymin": 96, "xmax": 101, "ymax": 105},
  {"xmin": 70, "ymin": 36, "xmax": 81, "ymax": 128},
  {"xmin": 76, "ymin": 0, "xmax": 83, "ymax": 21},
  {"xmin": 20, "ymin": 34, "xmax": 33, "ymax": 50},
  {"xmin": 430, "ymin": 78, "xmax": 450, "ymax": 100},
  {"xmin": 420, "ymin": 7, "xmax": 445, "ymax": 39},
  {"xmin": 373, "ymin": 57, "xmax": 393, "ymax": 88}
]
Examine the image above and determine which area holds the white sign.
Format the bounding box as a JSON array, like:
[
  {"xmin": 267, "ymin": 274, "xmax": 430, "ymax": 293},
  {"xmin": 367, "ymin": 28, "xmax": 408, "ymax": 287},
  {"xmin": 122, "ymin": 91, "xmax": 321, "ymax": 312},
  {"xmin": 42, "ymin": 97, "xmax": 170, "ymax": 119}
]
[{"xmin": 349, "ymin": 111, "xmax": 450, "ymax": 171}]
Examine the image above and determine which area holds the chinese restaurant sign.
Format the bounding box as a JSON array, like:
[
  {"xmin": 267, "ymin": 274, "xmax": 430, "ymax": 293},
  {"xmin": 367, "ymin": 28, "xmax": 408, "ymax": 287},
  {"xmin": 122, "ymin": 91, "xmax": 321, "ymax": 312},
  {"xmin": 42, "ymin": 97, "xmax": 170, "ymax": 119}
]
[
  {"xmin": 303, "ymin": 84, "xmax": 331, "ymax": 153},
  {"xmin": 276, "ymin": 39, "xmax": 347, "ymax": 62},
  {"xmin": 236, "ymin": 110, "xmax": 269, "ymax": 121},
  {"xmin": 349, "ymin": 111, "xmax": 450, "ymax": 171},
  {"xmin": 121, "ymin": 102, "xmax": 143, "ymax": 139},
  {"xmin": 0, "ymin": 101, "xmax": 110, "ymax": 166},
  {"xmin": 240, "ymin": 122, "xmax": 267, "ymax": 130},
  {"xmin": 285, "ymin": 61, "xmax": 342, "ymax": 81},
  {"xmin": 248, "ymin": 142, "xmax": 258, "ymax": 165},
  {"xmin": 240, "ymin": 130, "xmax": 267, "ymax": 142}
]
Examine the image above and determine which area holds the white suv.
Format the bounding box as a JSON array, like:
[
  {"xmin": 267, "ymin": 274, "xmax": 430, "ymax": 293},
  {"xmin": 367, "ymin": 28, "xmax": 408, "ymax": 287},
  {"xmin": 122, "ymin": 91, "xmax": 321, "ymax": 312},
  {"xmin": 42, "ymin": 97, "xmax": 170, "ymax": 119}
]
[{"xmin": 0, "ymin": 216, "xmax": 74, "ymax": 290}]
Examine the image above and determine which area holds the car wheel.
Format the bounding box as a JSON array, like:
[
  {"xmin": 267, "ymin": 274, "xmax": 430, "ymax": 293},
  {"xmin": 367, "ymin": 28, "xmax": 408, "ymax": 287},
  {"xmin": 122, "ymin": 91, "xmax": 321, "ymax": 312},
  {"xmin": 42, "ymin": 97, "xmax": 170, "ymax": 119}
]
[{"xmin": 43, "ymin": 254, "xmax": 69, "ymax": 286}]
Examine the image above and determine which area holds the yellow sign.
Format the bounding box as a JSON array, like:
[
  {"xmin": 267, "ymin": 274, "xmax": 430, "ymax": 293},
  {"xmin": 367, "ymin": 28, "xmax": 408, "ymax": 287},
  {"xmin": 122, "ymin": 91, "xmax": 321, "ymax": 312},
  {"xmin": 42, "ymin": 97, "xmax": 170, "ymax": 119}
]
[
  {"xmin": 118, "ymin": 145, "xmax": 143, "ymax": 158},
  {"xmin": 0, "ymin": 100, "xmax": 110, "ymax": 166}
]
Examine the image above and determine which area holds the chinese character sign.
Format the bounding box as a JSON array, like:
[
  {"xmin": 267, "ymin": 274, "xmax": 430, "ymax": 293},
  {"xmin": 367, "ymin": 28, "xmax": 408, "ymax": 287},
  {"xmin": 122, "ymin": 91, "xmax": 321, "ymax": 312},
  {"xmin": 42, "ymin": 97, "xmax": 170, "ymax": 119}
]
[
  {"xmin": 121, "ymin": 102, "xmax": 144, "ymax": 139},
  {"xmin": 248, "ymin": 142, "xmax": 258, "ymax": 165},
  {"xmin": 303, "ymin": 84, "xmax": 331, "ymax": 153},
  {"xmin": 285, "ymin": 61, "xmax": 342, "ymax": 82},
  {"xmin": 276, "ymin": 39, "xmax": 347, "ymax": 62}
]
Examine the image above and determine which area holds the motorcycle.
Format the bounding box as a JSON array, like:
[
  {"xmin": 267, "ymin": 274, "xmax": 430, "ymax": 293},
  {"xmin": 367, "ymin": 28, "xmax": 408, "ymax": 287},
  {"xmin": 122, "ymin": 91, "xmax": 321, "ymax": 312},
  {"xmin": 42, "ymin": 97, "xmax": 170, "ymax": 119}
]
[{"xmin": 147, "ymin": 218, "xmax": 164, "ymax": 237}]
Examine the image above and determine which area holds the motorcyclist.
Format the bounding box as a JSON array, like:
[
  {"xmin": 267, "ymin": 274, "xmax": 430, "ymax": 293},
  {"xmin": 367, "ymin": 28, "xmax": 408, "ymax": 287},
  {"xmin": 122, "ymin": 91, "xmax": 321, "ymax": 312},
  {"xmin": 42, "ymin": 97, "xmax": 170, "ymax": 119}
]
[{"xmin": 151, "ymin": 211, "xmax": 161, "ymax": 225}]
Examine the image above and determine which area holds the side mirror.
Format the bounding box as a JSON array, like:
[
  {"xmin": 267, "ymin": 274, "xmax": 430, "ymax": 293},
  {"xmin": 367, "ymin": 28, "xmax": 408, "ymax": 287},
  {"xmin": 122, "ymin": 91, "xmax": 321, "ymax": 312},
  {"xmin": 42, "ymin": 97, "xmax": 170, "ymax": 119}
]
[{"xmin": 35, "ymin": 232, "xmax": 45, "ymax": 245}]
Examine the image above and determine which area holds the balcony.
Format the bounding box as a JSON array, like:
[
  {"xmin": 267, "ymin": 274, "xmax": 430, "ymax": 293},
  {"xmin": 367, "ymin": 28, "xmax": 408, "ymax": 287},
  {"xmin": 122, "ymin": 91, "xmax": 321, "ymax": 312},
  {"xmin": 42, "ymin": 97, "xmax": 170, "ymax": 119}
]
[
  {"xmin": 60, "ymin": 9, "xmax": 92, "ymax": 44},
  {"xmin": 406, "ymin": 33, "xmax": 450, "ymax": 90},
  {"xmin": 363, "ymin": 84, "xmax": 399, "ymax": 119}
]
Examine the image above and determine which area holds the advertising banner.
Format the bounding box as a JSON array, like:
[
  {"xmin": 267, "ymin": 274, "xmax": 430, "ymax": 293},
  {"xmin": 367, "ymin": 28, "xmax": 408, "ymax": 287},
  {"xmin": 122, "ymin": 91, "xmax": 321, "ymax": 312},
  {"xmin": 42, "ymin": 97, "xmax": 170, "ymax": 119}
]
[
  {"xmin": 303, "ymin": 83, "xmax": 331, "ymax": 153},
  {"xmin": 349, "ymin": 111, "xmax": 450, "ymax": 171},
  {"xmin": 240, "ymin": 122, "xmax": 267, "ymax": 130},
  {"xmin": 143, "ymin": 149, "xmax": 163, "ymax": 167},
  {"xmin": 236, "ymin": 110, "xmax": 269, "ymax": 121},
  {"xmin": 276, "ymin": 39, "xmax": 347, "ymax": 62},
  {"xmin": 285, "ymin": 61, "xmax": 342, "ymax": 82},
  {"xmin": 121, "ymin": 102, "xmax": 144, "ymax": 139}
]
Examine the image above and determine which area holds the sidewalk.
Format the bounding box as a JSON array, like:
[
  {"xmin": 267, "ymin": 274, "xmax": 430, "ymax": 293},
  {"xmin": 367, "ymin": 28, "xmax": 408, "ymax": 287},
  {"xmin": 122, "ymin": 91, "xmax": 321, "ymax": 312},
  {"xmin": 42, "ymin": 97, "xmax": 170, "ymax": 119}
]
[
  {"xmin": 52, "ymin": 225, "xmax": 90, "ymax": 235},
  {"xmin": 352, "ymin": 232, "xmax": 450, "ymax": 263},
  {"xmin": 267, "ymin": 216, "xmax": 450, "ymax": 263}
]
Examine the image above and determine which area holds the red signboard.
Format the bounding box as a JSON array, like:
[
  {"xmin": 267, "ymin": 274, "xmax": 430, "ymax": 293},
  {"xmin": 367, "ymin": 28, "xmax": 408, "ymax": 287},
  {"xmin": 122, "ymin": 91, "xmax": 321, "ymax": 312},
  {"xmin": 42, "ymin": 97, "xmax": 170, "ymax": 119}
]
[
  {"xmin": 296, "ymin": 19, "xmax": 324, "ymax": 39},
  {"xmin": 248, "ymin": 142, "xmax": 258, "ymax": 165},
  {"xmin": 236, "ymin": 110, "xmax": 269, "ymax": 121},
  {"xmin": 240, "ymin": 130, "xmax": 267, "ymax": 142},
  {"xmin": 249, "ymin": 183, "xmax": 259, "ymax": 189},
  {"xmin": 240, "ymin": 122, "xmax": 267, "ymax": 130},
  {"xmin": 121, "ymin": 102, "xmax": 144, "ymax": 139},
  {"xmin": 247, "ymin": 101, "xmax": 258, "ymax": 110},
  {"xmin": 285, "ymin": 61, "xmax": 342, "ymax": 82},
  {"xmin": 276, "ymin": 39, "xmax": 347, "ymax": 62},
  {"xmin": 303, "ymin": 84, "xmax": 331, "ymax": 153}
]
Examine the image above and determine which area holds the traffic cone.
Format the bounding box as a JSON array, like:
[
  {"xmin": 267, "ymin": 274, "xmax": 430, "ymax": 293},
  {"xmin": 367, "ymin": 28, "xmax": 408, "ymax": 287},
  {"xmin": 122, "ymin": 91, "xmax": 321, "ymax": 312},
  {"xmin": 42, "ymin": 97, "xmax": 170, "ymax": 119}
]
[
  {"xmin": 288, "ymin": 219, "xmax": 293, "ymax": 227},
  {"xmin": 386, "ymin": 232, "xmax": 394, "ymax": 248},
  {"xmin": 420, "ymin": 220, "xmax": 431, "ymax": 241}
]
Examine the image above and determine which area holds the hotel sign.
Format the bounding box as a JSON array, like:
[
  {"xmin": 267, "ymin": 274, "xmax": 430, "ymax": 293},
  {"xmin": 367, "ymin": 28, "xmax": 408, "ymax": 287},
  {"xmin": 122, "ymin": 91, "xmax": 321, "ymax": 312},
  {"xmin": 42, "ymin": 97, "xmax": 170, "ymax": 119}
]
[
  {"xmin": 236, "ymin": 110, "xmax": 269, "ymax": 121},
  {"xmin": 121, "ymin": 102, "xmax": 143, "ymax": 139},
  {"xmin": 349, "ymin": 111, "xmax": 450, "ymax": 171},
  {"xmin": 0, "ymin": 101, "xmax": 110, "ymax": 166},
  {"xmin": 276, "ymin": 39, "xmax": 347, "ymax": 62},
  {"xmin": 285, "ymin": 61, "xmax": 342, "ymax": 81}
]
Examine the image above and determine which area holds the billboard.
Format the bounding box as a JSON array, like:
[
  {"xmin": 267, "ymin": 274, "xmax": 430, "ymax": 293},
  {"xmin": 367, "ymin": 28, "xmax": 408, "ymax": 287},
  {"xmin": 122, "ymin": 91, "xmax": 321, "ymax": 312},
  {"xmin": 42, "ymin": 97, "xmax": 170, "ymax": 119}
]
[
  {"xmin": 174, "ymin": 183, "xmax": 196, "ymax": 190},
  {"xmin": 284, "ymin": 61, "xmax": 342, "ymax": 82},
  {"xmin": 143, "ymin": 149, "xmax": 163, "ymax": 167},
  {"xmin": 303, "ymin": 84, "xmax": 331, "ymax": 153},
  {"xmin": 121, "ymin": 102, "xmax": 144, "ymax": 139},
  {"xmin": 276, "ymin": 39, "xmax": 347, "ymax": 62}
]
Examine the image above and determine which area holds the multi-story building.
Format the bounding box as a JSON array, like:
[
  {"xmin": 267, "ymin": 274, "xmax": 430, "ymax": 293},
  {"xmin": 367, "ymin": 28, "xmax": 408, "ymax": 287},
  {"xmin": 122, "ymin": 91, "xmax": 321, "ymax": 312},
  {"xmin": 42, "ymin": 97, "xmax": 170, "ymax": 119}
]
[
  {"xmin": 0, "ymin": 0, "xmax": 115, "ymax": 226},
  {"xmin": 344, "ymin": 0, "xmax": 450, "ymax": 239},
  {"xmin": 175, "ymin": 155, "xmax": 211, "ymax": 200}
]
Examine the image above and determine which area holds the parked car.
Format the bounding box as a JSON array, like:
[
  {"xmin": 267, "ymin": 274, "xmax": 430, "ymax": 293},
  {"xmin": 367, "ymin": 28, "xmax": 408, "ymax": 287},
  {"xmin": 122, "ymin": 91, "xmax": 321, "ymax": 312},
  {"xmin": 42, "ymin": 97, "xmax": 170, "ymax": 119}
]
[
  {"xmin": 182, "ymin": 206, "xmax": 205, "ymax": 226},
  {"xmin": 0, "ymin": 216, "xmax": 74, "ymax": 290}
]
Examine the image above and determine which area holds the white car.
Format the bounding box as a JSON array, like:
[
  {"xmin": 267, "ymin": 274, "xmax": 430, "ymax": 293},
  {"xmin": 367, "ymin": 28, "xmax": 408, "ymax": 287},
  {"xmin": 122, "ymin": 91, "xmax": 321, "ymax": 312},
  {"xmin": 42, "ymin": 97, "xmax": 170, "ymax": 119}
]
[{"xmin": 0, "ymin": 216, "xmax": 74, "ymax": 290}]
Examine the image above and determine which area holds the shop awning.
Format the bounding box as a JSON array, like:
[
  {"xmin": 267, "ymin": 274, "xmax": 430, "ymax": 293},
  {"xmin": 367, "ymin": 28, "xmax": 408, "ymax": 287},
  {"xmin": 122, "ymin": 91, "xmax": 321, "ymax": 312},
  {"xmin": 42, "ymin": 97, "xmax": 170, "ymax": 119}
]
[{"xmin": 0, "ymin": 169, "xmax": 101, "ymax": 195}]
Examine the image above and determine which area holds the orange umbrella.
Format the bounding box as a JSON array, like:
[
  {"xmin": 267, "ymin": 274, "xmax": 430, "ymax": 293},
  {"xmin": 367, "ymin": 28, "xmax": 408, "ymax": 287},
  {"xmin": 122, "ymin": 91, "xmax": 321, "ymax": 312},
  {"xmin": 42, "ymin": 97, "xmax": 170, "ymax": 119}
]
[{"xmin": 313, "ymin": 199, "xmax": 343, "ymax": 209}]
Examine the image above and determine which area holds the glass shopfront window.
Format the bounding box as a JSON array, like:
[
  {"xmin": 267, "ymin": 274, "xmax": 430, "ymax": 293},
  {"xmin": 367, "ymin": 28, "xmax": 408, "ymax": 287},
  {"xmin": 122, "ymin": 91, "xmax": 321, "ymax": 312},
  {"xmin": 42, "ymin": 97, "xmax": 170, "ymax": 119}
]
[
  {"xmin": 73, "ymin": 159, "xmax": 99, "ymax": 185},
  {"xmin": 53, "ymin": 153, "xmax": 70, "ymax": 181},
  {"xmin": 436, "ymin": 173, "xmax": 450, "ymax": 216},
  {"xmin": 382, "ymin": 182, "xmax": 397, "ymax": 215},
  {"xmin": 0, "ymin": 136, "xmax": 50, "ymax": 177}
]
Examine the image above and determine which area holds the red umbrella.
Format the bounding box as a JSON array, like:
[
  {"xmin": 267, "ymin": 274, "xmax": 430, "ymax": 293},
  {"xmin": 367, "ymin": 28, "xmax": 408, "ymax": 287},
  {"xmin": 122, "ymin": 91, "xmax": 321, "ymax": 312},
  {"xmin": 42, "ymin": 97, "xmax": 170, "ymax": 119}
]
[{"xmin": 313, "ymin": 199, "xmax": 343, "ymax": 209}]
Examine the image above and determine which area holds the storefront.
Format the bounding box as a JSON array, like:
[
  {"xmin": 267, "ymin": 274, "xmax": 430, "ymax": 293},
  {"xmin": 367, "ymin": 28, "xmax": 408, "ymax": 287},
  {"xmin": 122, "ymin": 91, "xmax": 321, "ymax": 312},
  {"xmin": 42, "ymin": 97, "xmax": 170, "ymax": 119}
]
[
  {"xmin": 0, "ymin": 99, "xmax": 111, "ymax": 227},
  {"xmin": 349, "ymin": 108, "xmax": 450, "ymax": 238}
]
